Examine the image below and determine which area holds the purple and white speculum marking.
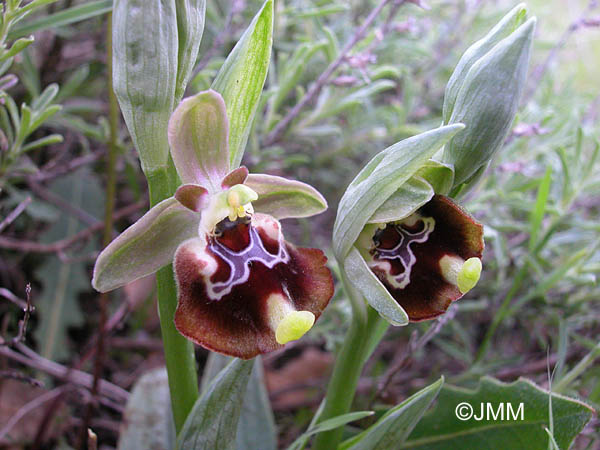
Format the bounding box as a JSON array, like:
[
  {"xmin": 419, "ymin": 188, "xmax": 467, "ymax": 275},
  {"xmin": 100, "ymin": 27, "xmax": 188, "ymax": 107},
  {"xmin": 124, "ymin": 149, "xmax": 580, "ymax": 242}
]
[
  {"xmin": 207, "ymin": 224, "xmax": 289, "ymax": 300},
  {"xmin": 371, "ymin": 215, "xmax": 435, "ymax": 289}
]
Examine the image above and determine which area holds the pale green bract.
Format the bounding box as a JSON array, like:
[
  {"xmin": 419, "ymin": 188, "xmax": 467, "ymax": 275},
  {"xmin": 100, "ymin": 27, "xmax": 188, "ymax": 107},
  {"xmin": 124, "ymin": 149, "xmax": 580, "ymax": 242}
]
[
  {"xmin": 212, "ymin": 0, "xmax": 274, "ymax": 169},
  {"xmin": 442, "ymin": 3, "xmax": 528, "ymax": 123},
  {"xmin": 442, "ymin": 7, "xmax": 536, "ymax": 187},
  {"xmin": 112, "ymin": 0, "xmax": 179, "ymax": 175}
]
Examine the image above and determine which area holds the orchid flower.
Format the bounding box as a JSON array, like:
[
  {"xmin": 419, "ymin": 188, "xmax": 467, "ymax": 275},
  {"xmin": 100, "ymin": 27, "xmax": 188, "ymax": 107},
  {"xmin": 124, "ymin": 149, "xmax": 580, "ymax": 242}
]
[
  {"xmin": 332, "ymin": 124, "xmax": 484, "ymax": 325},
  {"xmin": 354, "ymin": 194, "xmax": 484, "ymax": 321},
  {"xmin": 92, "ymin": 90, "xmax": 334, "ymax": 359}
]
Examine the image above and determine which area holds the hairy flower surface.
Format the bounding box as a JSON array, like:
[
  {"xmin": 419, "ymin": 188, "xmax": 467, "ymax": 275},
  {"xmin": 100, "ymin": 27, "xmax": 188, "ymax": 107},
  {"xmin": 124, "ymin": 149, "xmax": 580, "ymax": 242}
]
[
  {"xmin": 357, "ymin": 195, "xmax": 484, "ymax": 321},
  {"xmin": 93, "ymin": 90, "xmax": 333, "ymax": 358}
]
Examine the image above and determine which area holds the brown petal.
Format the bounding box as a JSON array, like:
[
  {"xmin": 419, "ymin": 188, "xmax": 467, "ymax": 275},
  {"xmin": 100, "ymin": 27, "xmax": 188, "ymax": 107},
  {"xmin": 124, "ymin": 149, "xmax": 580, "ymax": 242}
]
[
  {"xmin": 173, "ymin": 214, "xmax": 334, "ymax": 358},
  {"xmin": 369, "ymin": 195, "xmax": 484, "ymax": 321},
  {"xmin": 221, "ymin": 166, "xmax": 249, "ymax": 188},
  {"xmin": 175, "ymin": 184, "xmax": 209, "ymax": 212}
]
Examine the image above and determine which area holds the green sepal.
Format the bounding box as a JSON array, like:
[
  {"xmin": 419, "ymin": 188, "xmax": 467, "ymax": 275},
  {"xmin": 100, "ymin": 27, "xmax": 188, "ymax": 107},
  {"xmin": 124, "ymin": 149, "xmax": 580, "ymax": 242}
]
[
  {"xmin": 333, "ymin": 124, "xmax": 465, "ymax": 261},
  {"xmin": 415, "ymin": 160, "xmax": 455, "ymax": 195},
  {"xmin": 343, "ymin": 247, "xmax": 409, "ymax": 326},
  {"xmin": 245, "ymin": 173, "xmax": 327, "ymax": 219},
  {"xmin": 168, "ymin": 90, "xmax": 230, "ymax": 191},
  {"xmin": 92, "ymin": 197, "xmax": 200, "ymax": 292},
  {"xmin": 367, "ymin": 176, "xmax": 433, "ymax": 225}
]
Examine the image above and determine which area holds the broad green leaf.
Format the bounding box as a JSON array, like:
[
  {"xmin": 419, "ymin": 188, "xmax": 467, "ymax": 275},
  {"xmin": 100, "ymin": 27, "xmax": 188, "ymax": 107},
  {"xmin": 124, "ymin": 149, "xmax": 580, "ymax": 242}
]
[
  {"xmin": 9, "ymin": 1, "xmax": 112, "ymax": 40},
  {"xmin": 443, "ymin": 3, "xmax": 528, "ymax": 122},
  {"xmin": 212, "ymin": 0, "xmax": 273, "ymax": 169},
  {"xmin": 92, "ymin": 198, "xmax": 199, "ymax": 292},
  {"xmin": 118, "ymin": 368, "xmax": 175, "ymax": 450},
  {"xmin": 333, "ymin": 124, "xmax": 465, "ymax": 260},
  {"xmin": 403, "ymin": 377, "xmax": 594, "ymax": 449},
  {"xmin": 343, "ymin": 247, "xmax": 409, "ymax": 326},
  {"xmin": 174, "ymin": 0, "xmax": 206, "ymax": 102},
  {"xmin": 288, "ymin": 411, "xmax": 374, "ymax": 450},
  {"xmin": 367, "ymin": 177, "xmax": 433, "ymax": 224},
  {"xmin": 443, "ymin": 18, "xmax": 535, "ymax": 186},
  {"xmin": 177, "ymin": 358, "xmax": 254, "ymax": 450},
  {"xmin": 245, "ymin": 173, "xmax": 327, "ymax": 219},
  {"xmin": 340, "ymin": 377, "xmax": 444, "ymax": 450},
  {"xmin": 202, "ymin": 353, "xmax": 277, "ymax": 450},
  {"xmin": 112, "ymin": 0, "xmax": 178, "ymax": 174},
  {"xmin": 168, "ymin": 90, "xmax": 230, "ymax": 190}
]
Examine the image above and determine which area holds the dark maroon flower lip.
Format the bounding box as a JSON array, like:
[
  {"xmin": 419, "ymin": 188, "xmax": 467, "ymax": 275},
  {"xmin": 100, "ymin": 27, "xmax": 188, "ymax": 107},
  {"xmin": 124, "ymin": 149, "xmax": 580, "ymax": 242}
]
[
  {"xmin": 365, "ymin": 195, "xmax": 484, "ymax": 321},
  {"xmin": 173, "ymin": 213, "xmax": 334, "ymax": 359}
]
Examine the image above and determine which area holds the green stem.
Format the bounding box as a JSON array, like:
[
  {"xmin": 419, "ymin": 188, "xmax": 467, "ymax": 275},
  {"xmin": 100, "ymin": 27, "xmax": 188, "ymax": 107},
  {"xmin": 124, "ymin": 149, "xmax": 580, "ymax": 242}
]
[
  {"xmin": 147, "ymin": 168, "xmax": 199, "ymax": 433},
  {"xmin": 313, "ymin": 276, "xmax": 388, "ymax": 450}
]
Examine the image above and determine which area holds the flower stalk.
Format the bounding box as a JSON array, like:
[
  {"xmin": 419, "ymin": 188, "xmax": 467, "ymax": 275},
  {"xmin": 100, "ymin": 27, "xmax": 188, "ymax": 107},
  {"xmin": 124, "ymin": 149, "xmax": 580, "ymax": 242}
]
[{"xmin": 148, "ymin": 167, "xmax": 199, "ymax": 433}]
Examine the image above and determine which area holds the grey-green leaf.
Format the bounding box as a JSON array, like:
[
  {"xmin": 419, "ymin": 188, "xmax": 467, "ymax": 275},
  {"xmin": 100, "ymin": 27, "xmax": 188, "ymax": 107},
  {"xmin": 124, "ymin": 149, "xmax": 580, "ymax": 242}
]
[
  {"xmin": 442, "ymin": 3, "xmax": 528, "ymax": 122},
  {"xmin": 333, "ymin": 124, "xmax": 465, "ymax": 260},
  {"xmin": 118, "ymin": 368, "xmax": 175, "ymax": 450},
  {"xmin": 288, "ymin": 411, "xmax": 375, "ymax": 450},
  {"xmin": 403, "ymin": 377, "xmax": 594, "ymax": 449},
  {"xmin": 201, "ymin": 353, "xmax": 277, "ymax": 450},
  {"xmin": 340, "ymin": 377, "xmax": 444, "ymax": 450},
  {"xmin": 442, "ymin": 17, "xmax": 536, "ymax": 186},
  {"xmin": 212, "ymin": 0, "xmax": 273, "ymax": 169},
  {"xmin": 177, "ymin": 358, "xmax": 254, "ymax": 450},
  {"xmin": 112, "ymin": 0, "xmax": 178, "ymax": 174}
]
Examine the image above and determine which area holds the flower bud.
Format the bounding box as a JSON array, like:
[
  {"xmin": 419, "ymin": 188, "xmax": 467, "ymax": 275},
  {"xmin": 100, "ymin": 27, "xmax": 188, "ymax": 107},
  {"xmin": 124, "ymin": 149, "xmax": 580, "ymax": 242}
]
[{"xmin": 442, "ymin": 8, "xmax": 536, "ymax": 188}]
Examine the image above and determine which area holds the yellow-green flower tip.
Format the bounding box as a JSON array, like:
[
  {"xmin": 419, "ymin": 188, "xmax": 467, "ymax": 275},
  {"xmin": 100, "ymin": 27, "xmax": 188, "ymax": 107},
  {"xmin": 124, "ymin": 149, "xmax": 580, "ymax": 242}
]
[
  {"xmin": 457, "ymin": 257, "xmax": 482, "ymax": 294},
  {"xmin": 275, "ymin": 311, "xmax": 315, "ymax": 345},
  {"xmin": 227, "ymin": 184, "xmax": 258, "ymax": 208}
]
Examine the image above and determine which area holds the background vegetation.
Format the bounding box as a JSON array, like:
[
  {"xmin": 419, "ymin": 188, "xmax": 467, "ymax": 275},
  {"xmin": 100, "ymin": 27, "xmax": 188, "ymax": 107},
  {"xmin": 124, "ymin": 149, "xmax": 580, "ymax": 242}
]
[{"xmin": 0, "ymin": 0, "xmax": 598, "ymax": 447}]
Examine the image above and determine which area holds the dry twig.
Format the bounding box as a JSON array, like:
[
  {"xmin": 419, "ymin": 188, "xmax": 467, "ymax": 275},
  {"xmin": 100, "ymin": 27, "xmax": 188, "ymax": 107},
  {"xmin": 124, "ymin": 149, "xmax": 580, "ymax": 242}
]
[
  {"xmin": 377, "ymin": 305, "xmax": 457, "ymax": 397},
  {"xmin": 0, "ymin": 344, "xmax": 129, "ymax": 405},
  {"xmin": 0, "ymin": 199, "xmax": 146, "ymax": 254},
  {"xmin": 0, "ymin": 197, "xmax": 31, "ymax": 233},
  {"xmin": 0, "ymin": 284, "xmax": 34, "ymax": 347}
]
